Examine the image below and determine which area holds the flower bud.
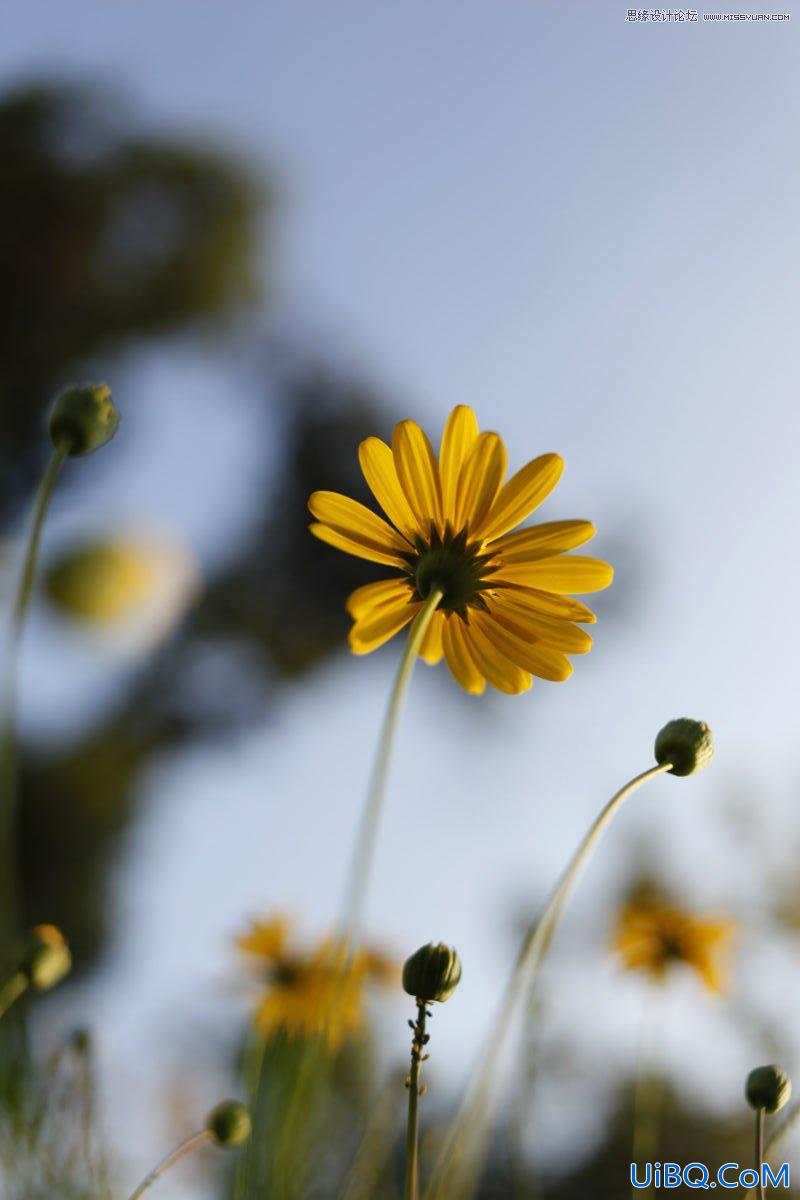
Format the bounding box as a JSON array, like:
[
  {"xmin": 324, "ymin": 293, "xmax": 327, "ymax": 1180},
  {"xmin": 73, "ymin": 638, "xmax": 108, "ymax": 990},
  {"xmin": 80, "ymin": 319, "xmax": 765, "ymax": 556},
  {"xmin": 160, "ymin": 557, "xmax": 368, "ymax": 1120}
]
[
  {"xmin": 746, "ymin": 1065, "xmax": 791, "ymax": 1114},
  {"xmin": 21, "ymin": 925, "xmax": 72, "ymax": 992},
  {"xmin": 206, "ymin": 1100, "xmax": 252, "ymax": 1148},
  {"xmin": 49, "ymin": 383, "xmax": 119, "ymax": 457},
  {"xmin": 654, "ymin": 718, "xmax": 714, "ymax": 777},
  {"xmin": 402, "ymin": 942, "xmax": 462, "ymax": 1003}
]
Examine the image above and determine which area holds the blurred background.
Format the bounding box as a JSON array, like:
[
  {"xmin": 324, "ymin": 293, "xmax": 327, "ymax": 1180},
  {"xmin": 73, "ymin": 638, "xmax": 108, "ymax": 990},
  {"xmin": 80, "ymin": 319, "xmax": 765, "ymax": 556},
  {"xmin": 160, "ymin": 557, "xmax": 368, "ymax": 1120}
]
[{"xmin": 1, "ymin": 1, "xmax": 799, "ymax": 1195}]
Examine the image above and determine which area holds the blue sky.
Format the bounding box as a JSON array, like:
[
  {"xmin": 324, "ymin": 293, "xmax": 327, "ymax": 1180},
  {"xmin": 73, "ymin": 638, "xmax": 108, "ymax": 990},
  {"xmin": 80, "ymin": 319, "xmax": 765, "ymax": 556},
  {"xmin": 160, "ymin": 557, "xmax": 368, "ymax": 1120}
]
[{"xmin": 3, "ymin": 0, "xmax": 800, "ymax": 1186}]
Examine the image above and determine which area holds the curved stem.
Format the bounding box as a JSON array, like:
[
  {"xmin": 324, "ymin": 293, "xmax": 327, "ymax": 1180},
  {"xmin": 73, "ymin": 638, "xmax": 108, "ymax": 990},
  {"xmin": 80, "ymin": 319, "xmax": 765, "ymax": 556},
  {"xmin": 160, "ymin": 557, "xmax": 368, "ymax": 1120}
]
[
  {"xmin": 0, "ymin": 445, "xmax": 68, "ymax": 950},
  {"xmin": 427, "ymin": 762, "xmax": 672, "ymax": 1200},
  {"xmin": 0, "ymin": 971, "xmax": 28, "ymax": 1020},
  {"xmin": 126, "ymin": 1129, "xmax": 210, "ymax": 1200},
  {"xmin": 744, "ymin": 1104, "xmax": 799, "ymax": 1198},
  {"xmin": 340, "ymin": 587, "xmax": 443, "ymax": 943},
  {"xmin": 405, "ymin": 1000, "xmax": 430, "ymax": 1200}
]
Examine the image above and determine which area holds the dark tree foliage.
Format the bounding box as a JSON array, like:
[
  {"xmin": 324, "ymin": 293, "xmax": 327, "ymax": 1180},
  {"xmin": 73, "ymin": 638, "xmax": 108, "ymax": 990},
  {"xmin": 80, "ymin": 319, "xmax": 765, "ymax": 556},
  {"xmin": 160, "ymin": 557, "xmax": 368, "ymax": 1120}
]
[{"xmin": 0, "ymin": 80, "xmax": 261, "ymax": 518}]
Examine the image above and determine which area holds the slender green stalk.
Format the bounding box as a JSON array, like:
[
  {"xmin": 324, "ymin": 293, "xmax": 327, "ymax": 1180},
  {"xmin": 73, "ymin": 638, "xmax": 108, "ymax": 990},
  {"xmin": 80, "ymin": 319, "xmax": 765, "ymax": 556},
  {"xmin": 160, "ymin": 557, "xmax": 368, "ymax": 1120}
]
[
  {"xmin": 405, "ymin": 1000, "xmax": 430, "ymax": 1200},
  {"xmin": 426, "ymin": 762, "xmax": 672, "ymax": 1200},
  {"xmin": 340, "ymin": 587, "xmax": 444, "ymax": 942},
  {"xmin": 0, "ymin": 971, "xmax": 28, "ymax": 1020},
  {"xmin": 126, "ymin": 1130, "xmax": 211, "ymax": 1200},
  {"xmin": 271, "ymin": 591, "xmax": 444, "ymax": 1195},
  {"xmin": 755, "ymin": 1106, "xmax": 765, "ymax": 1200},
  {"xmin": 0, "ymin": 444, "xmax": 68, "ymax": 950},
  {"xmin": 744, "ymin": 1104, "xmax": 799, "ymax": 1198}
]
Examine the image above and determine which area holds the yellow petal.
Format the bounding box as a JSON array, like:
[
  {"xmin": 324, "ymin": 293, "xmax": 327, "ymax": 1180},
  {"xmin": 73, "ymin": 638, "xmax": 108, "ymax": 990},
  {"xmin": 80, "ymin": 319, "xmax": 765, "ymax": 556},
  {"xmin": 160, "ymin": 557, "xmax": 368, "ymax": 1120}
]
[
  {"xmin": 358, "ymin": 437, "xmax": 419, "ymax": 540},
  {"xmin": 442, "ymin": 615, "xmax": 485, "ymax": 695},
  {"xmin": 418, "ymin": 610, "xmax": 444, "ymax": 665},
  {"xmin": 348, "ymin": 595, "xmax": 419, "ymax": 654},
  {"xmin": 454, "ymin": 432, "xmax": 507, "ymax": 533},
  {"xmin": 439, "ymin": 405, "xmax": 479, "ymax": 526},
  {"xmin": 310, "ymin": 523, "xmax": 405, "ymax": 568},
  {"xmin": 488, "ymin": 592, "xmax": 593, "ymax": 653},
  {"xmin": 491, "ymin": 583, "xmax": 597, "ymax": 624},
  {"xmin": 346, "ymin": 578, "xmax": 412, "ymax": 619},
  {"xmin": 392, "ymin": 420, "xmax": 442, "ymax": 531},
  {"xmin": 462, "ymin": 622, "xmax": 532, "ymax": 695},
  {"xmin": 473, "ymin": 453, "xmax": 564, "ymax": 542},
  {"xmin": 472, "ymin": 613, "xmax": 572, "ymax": 682},
  {"xmin": 490, "ymin": 520, "xmax": 596, "ymax": 562},
  {"xmin": 496, "ymin": 554, "xmax": 614, "ymax": 594},
  {"xmin": 309, "ymin": 489, "xmax": 410, "ymax": 564}
]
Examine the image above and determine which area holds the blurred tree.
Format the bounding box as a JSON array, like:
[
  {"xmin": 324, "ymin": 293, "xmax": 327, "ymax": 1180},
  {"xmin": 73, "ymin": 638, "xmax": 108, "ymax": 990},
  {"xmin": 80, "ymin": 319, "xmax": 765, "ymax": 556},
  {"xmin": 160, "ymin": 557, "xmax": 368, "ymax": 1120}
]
[{"xmin": 0, "ymin": 80, "xmax": 262, "ymax": 519}]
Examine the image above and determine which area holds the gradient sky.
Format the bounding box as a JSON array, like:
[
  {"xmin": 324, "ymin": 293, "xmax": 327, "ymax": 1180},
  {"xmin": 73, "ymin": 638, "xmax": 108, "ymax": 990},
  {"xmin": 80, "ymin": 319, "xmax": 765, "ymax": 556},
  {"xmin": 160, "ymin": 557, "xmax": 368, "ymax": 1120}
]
[{"xmin": 3, "ymin": 0, "xmax": 800, "ymax": 1188}]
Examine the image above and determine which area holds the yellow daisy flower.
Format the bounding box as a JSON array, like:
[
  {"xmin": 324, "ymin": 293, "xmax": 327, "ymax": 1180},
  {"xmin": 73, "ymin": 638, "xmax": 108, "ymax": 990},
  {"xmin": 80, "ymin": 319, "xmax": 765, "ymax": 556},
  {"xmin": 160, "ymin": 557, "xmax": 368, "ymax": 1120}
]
[
  {"xmin": 308, "ymin": 405, "xmax": 613, "ymax": 694},
  {"xmin": 614, "ymin": 896, "xmax": 735, "ymax": 994},
  {"xmin": 236, "ymin": 916, "xmax": 395, "ymax": 1050}
]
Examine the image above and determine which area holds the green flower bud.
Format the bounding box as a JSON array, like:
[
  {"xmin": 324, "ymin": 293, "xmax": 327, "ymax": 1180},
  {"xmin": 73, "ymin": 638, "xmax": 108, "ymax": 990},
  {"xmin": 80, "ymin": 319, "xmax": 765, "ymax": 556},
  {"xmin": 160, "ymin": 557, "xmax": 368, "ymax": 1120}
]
[
  {"xmin": 746, "ymin": 1065, "xmax": 791, "ymax": 1114},
  {"xmin": 49, "ymin": 383, "xmax": 119, "ymax": 457},
  {"xmin": 654, "ymin": 718, "xmax": 714, "ymax": 777},
  {"xmin": 21, "ymin": 925, "xmax": 72, "ymax": 992},
  {"xmin": 206, "ymin": 1100, "xmax": 252, "ymax": 1148},
  {"xmin": 402, "ymin": 942, "xmax": 462, "ymax": 1003}
]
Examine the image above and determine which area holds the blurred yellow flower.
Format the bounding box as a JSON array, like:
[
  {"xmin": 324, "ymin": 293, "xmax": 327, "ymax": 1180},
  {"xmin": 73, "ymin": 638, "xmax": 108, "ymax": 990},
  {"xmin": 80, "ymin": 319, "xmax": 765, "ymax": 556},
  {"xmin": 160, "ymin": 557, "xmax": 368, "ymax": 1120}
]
[
  {"xmin": 308, "ymin": 405, "xmax": 612, "ymax": 695},
  {"xmin": 45, "ymin": 531, "xmax": 199, "ymax": 644},
  {"xmin": 236, "ymin": 916, "xmax": 395, "ymax": 1049},
  {"xmin": 614, "ymin": 895, "xmax": 735, "ymax": 994}
]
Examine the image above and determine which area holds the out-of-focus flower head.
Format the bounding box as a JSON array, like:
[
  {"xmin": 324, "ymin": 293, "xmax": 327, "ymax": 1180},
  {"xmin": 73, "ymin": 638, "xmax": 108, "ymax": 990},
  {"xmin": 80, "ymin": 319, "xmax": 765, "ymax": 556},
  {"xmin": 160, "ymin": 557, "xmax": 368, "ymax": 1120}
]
[
  {"xmin": 44, "ymin": 529, "xmax": 199, "ymax": 650},
  {"xmin": 613, "ymin": 880, "xmax": 735, "ymax": 994},
  {"xmin": 235, "ymin": 915, "xmax": 396, "ymax": 1050},
  {"xmin": 308, "ymin": 404, "xmax": 613, "ymax": 695}
]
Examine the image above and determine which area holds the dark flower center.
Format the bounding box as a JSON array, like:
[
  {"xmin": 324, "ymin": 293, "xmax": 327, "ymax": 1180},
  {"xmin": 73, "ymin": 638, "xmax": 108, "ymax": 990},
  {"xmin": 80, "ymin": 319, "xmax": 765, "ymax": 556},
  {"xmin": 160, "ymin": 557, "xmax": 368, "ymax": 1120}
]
[{"xmin": 401, "ymin": 524, "xmax": 497, "ymax": 619}]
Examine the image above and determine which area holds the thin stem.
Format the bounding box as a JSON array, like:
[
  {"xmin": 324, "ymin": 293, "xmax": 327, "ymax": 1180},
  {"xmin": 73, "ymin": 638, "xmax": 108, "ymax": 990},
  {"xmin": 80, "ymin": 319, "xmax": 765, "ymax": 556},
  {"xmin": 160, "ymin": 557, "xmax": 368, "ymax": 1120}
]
[
  {"xmin": 340, "ymin": 587, "xmax": 443, "ymax": 942},
  {"xmin": 744, "ymin": 1104, "xmax": 799, "ymax": 1198},
  {"xmin": 0, "ymin": 444, "xmax": 68, "ymax": 950},
  {"xmin": 126, "ymin": 1129, "xmax": 211, "ymax": 1200},
  {"xmin": 405, "ymin": 1000, "xmax": 430, "ymax": 1200},
  {"xmin": 755, "ymin": 1106, "xmax": 765, "ymax": 1200},
  {"xmin": 0, "ymin": 971, "xmax": 28, "ymax": 1020},
  {"xmin": 427, "ymin": 762, "xmax": 672, "ymax": 1200}
]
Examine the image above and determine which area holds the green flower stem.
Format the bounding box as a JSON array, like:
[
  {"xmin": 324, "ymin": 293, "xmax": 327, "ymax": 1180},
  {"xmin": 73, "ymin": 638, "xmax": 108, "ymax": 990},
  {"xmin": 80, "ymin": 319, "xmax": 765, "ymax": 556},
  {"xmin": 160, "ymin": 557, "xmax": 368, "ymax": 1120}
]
[
  {"xmin": 405, "ymin": 1000, "xmax": 431, "ymax": 1200},
  {"xmin": 0, "ymin": 444, "xmax": 68, "ymax": 950},
  {"xmin": 340, "ymin": 586, "xmax": 444, "ymax": 943},
  {"xmin": 126, "ymin": 1129, "xmax": 211, "ymax": 1200},
  {"xmin": 744, "ymin": 1105, "xmax": 800, "ymax": 1198},
  {"xmin": 755, "ymin": 1106, "xmax": 766, "ymax": 1200},
  {"xmin": 427, "ymin": 761, "xmax": 672, "ymax": 1200},
  {"xmin": 0, "ymin": 971, "xmax": 28, "ymax": 1020}
]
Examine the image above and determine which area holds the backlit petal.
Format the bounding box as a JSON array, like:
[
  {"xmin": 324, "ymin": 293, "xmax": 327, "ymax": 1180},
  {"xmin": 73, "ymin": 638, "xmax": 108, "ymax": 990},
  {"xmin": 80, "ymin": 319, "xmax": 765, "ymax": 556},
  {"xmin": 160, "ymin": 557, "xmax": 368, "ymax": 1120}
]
[
  {"xmin": 488, "ymin": 592, "xmax": 593, "ymax": 653},
  {"xmin": 358, "ymin": 437, "xmax": 419, "ymax": 540},
  {"xmin": 463, "ymin": 622, "xmax": 532, "ymax": 695},
  {"xmin": 472, "ymin": 612, "xmax": 572, "ymax": 682},
  {"xmin": 442, "ymin": 615, "xmax": 485, "ymax": 695},
  {"xmin": 310, "ymin": 523, "xmax": 405, "ymax": 568},
  {"xmin": 490, "ymin": 520, "xmax": 596, "ymax": 561},
  {"xmin": 439, "ymin": 405, "xmax": 479, "ymax": 525},
  {"xmin": 473, "ymin": 453, "xmax": 564, "ymax": 542},
  {"xmin": 490, "ymin": 583, "xmax": 597, "ymax": 624},
  {"xmin": 309, "ymin": 490, "xmax": 409, "ymax": 561},
  {"xmin": 418, "ymin": 610, "xmax": 445, "ymax": 665},
  {"xmin": 454, "ymin": 432, "xmax": 507, "ymax": 532},
  {"xmin": 346, "ymin": 578, "xmax": 413, "ymax": 618},
  {"xmin": 392, "ymin": 420, "xmax": 442, "ymax": 530},
  {"xmin": 348, "ymin": 595, "xmax": 420, "ymax": 655},
  {"xmin": 496, "ymin": 554, "xmax": 614, "ymax": 594}
]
